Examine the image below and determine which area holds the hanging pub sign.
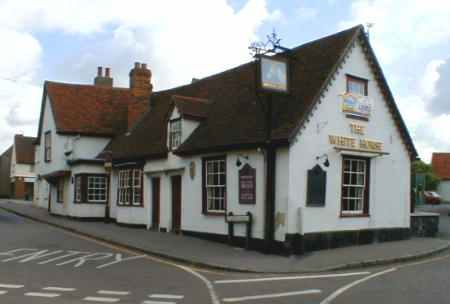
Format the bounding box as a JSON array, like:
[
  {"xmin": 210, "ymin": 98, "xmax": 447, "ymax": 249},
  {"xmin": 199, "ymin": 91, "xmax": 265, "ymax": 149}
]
[
  {"xmin": 259, "ymin": 56, "xmax": 289, "ymax": 93},
  {"xmin": 340, "ymin": 92, "xmax": 371, "ymax": 119},
  {"xmin": 239, "ymin": 164, "xmax": 256, "ymax": 204}
]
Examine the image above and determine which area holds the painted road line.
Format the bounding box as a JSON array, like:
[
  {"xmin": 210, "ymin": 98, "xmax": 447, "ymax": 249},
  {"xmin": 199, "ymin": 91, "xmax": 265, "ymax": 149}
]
[
  {"xmin": 142, "ymin": 301, "xmax": 176, "ymax": 304},
  {"xmin": 320, "ymin": 268, "xmax": 397, "ymax": 304},
  {"xmin": 83, "ymin": 296, "xmax": 121, "ymax": 302},
  {"xmin": 215, "ymin": 271, "xmax": 371, "ymax": 284},
  {"xmin": 25, "ymin": 292, "xmax": 61, "ymax": 298},
  {"xmin": 0, "ymin": 284, "xmax": 24, "ymax": 289},
  {"xmin": 97, "ymin": 290, "xmax": 130, "ymax": 296},
  {"xmin": 43, "ymin": 286, "xmax": 77, "ymax": 292},
  {"xmin": 149, "ymin": 294, "xmax": 185, "ymax": 299},
  {"xmin": 0, "ymin": 291, "xmax": 8, "ymax": 295},
  {"xmin": 222, "ymin": 289, "xmax": 322, "ymax": 302}
]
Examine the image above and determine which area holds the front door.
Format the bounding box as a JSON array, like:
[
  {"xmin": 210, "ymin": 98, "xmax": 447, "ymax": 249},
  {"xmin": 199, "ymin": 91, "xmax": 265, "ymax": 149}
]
[
  {"xmin": 171, "ymin": 175, "xmax": 182, "ymax": 233},
  {"xmin": 152, "ymin": 177, "xmax": 160, "ymax": 228}
]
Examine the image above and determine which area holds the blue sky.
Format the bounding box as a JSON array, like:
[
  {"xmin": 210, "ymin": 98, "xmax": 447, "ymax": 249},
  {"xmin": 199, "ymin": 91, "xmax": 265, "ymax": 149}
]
[{"xmin": 0, "ymin": 0, "xmax": 449, "ymax": 162}]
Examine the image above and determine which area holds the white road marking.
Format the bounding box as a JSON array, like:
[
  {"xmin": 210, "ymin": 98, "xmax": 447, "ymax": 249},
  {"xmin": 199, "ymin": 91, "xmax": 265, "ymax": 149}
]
[
  {"xmin": 4, "ymin": 249, "xmax": 64, "ymax": 263},
  {"xmin": 56, "ymin": 253, "xmax": 113, "ymax": 267},
  {"xmin": 0, "ymin": 291, "xmax": 8, "ymax": 295},
  {"xmin": 25, "ymin": 292, "xmax": 61, "ymax": 298},
  {"xmin": 83, "ymin": 296, "xmax": 120, "ymax": 302},
  {"xmin": 96, "ymin": 254, "xmax": 146, "ymax": 269},
  {"xmin": 97, "ymin": 290, "xmax": 130, "ymax": 295},
  {"xmin": 320, "ymin": 268, "xmax": 397, "ymax": 304},
  {"xmin": 142, "ymin": 301, "xmax": 176, "ymax": 304},
  {"xmin": 175, "ymin": 264, "xmax": 220, "ymax": 304},
  {"xmin": 222, "ymin": 289, "xmax": 322, "ymax": 302},
  {"xmin": 43, "ymin": 286, "xmax": 77, "ymax": 292},
  {"xmin": 0, "ymin": 248, "xmax": 37, "ymax": 259},
  {"xmin": 38, "ymin": 250, "xmax": 88, "ymax": 264},
  {"xmin": 149, "ymin": 294, "xmax": 184, "ymax": 299},
  {"xmin": 0, "ymin": 284, "xmax": 24, "ymax": 289},
  {"xmin": 215, "ymin": 271, "xmax": 371, "ymax": 284}
]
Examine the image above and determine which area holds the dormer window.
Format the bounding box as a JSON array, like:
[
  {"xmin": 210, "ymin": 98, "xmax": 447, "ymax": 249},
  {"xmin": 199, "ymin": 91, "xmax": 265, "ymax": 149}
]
[
  {"xmin": 346, "ymin": 75, "xmax": 368, "ymax": 96},
  {"xmin": 169, "ymin": 118, "xmax": 182, "ymax": 150}
]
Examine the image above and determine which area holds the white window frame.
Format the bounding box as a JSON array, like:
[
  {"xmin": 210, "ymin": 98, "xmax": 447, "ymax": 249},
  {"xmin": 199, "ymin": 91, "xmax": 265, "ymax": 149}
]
[
  {"xmin": 341, "ymin": 157, "xmax": 367, "ymax": 215},
  {"xmin": 169, "ymin": 119, "xmax": 182, "ymax": 150},
  {"xmin": 75, "ymin": 175, "xmax": 82, "ymax": 202},
  {"xmin": 118, "ymin": 169, "xmax": 142, "ymax": 206},
  {"xmin": 87, "ymin": 176, "xmax": 108, "ymax": 203},
  {"xmin": 205, "ymin": 158, "xmax": 226, "ymax": 213}
]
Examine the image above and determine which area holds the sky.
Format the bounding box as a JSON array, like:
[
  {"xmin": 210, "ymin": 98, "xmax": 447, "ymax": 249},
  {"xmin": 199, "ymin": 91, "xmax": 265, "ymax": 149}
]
[{"xmin": 0, "ymin": 0, "xmax": 449, "ymax": 162}]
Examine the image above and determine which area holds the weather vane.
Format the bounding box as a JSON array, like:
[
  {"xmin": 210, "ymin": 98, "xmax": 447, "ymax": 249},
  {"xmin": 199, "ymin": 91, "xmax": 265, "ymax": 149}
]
[{"xmin": 249, "ymin": 29, "xmax": 290, "ymax": 57}]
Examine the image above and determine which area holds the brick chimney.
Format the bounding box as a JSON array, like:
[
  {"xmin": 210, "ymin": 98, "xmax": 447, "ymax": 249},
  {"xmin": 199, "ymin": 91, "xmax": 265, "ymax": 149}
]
[
  {"xmin": 94, "ymin": 66, "xmax": 113, "ymax": 87},
  {"xmin": 129, "ymin": 62, "xmax": 153, "ymax": 97},
  {"xmin": 127, "ymin": 62, "xmax": 153, "ymax": 130}
]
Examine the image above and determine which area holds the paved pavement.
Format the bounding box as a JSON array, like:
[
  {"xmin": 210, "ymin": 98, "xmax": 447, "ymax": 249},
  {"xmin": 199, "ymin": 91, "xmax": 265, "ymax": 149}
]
[
  {"xmin": 2, "ymin": 206, "xmax": 450, "ymax": 303},
  {"xmin": 1, "ymin": 200, "xmax": 450, "ymax": 273}
]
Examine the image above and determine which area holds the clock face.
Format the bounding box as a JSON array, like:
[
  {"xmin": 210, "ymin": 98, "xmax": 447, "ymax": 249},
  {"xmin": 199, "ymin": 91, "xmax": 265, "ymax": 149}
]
[{"xmin": 260, "ymin": 57, "xmax": 288, "ymax": 92}]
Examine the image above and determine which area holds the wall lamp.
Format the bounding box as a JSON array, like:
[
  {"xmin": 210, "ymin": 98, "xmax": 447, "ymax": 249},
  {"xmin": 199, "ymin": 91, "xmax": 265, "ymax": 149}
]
[
  {"xmin": 316, "ymin": 153, "xmax": 330, "ymax": 167},
  {"xmin": 236, "ymin": 155, "xmax": 249, "ymax": 167}
]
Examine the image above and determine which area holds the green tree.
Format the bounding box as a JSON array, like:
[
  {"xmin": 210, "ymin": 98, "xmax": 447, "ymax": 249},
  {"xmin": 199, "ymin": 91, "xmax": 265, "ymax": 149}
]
[{"xmin": 412, "ymin": 160, "xmax": 440, "ymax": 190}]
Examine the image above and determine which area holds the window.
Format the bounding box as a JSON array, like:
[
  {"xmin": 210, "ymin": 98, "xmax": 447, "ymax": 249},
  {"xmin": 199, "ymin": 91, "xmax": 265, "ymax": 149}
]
[
  {"xmin": 341, "ymin": 156, "xmax": 370, "ymax": 216},
  {"xmin": 87, "ymin": 176, "xmax": 108, "ymax": 202},
  {"xmin": 202, "ymin": 156, "xmax": 226, "ymax": 214},
  {"xmin": 57, "ymin": 179, "xmax": 64, "ymax": 203},
  {"xmin": 117, "ymin": 169, "xmax": 143, "ymax": 206},
  {"xmin": 44, "ymin": 131, "xmax": 51, "ymax": 162},
  {"xmin": 74, "ymin": 174, "xmax": 108, "ymax": 204},
  {"xmin": 75, "ymin": 176, "xmax": 82, "ymax": 202},
  {"xmin": 169, "ymin": 119, "xmax": 181, "ymax": 150},
  {"xmin": 346, "ymin": 75, "xmax": 368, "ymax": 96}
]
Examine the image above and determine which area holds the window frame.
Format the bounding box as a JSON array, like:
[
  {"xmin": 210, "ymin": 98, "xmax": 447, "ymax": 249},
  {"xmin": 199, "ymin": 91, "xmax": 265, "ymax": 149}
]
[
  {"xmin": 73, "ymin": 174, "xmax": 109, "ymax": 205},
  {"xmin": 44, "ymin": 131, "xmax": 51, "ymax": 162},
  {"xmin": 169, "ymin": 118, "xmax": 182, "ymax": 150},
  {"xmin": 117, "ymin": 168, "xmax": 143, "ymax": 207},
  {"xmin": 340, "ymin": 155, "xmax": 370, "ymax": 217},
  {"xmin": 346, "ymin": 74, "xmax": 368, "ymax": 96},
  {"xmin": 202, "ymin": 155, "xmax": 227, "ymax": 215}
]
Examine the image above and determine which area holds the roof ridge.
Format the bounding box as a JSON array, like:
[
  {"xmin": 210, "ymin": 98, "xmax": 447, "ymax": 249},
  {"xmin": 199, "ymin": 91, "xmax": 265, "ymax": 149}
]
[
  {"xmin": 172, "ymin": 95, "xmax": 211, "ymax": 103},
  {"xmin": 45, "ymin": 80, "xmax": 131, "ymax": 91}
]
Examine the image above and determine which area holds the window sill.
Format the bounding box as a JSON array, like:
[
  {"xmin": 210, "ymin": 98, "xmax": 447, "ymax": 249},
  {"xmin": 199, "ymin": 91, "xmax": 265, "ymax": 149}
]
[
  {"xmin": 340, "ymin": 213, "xmax": 370, "ymax": 218},
  {"xmin": 73, "ymin": 201, "xmax": 107, "ymax": 205},
  {"xmin": 203, "ymin": 211, "xmax": 226, "ymax": 216},
  {"xmin": 116, "ymin": 204, "xmax": 144, "ymax": 208}
]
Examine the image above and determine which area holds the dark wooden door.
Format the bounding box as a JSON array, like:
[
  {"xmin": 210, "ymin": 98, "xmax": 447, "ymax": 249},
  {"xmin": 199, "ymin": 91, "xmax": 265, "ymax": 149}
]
[
  {"xmin": 152, "ymin": 177, "xmax": 160, "ymax": 228},
  {"xmin": 171, "ymin": 175, "xmax": 182, "ymax": 233}
]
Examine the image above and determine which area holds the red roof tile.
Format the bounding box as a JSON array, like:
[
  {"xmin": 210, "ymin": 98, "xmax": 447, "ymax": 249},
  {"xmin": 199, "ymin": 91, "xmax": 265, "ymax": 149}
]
[{"xmin": 432, "ymin": 153, "xmax": 450, "ymax": 180}]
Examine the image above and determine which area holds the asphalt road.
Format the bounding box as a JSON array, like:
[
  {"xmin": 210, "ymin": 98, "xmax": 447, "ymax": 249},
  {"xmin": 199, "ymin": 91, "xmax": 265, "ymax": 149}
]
[{"xmin": 1, "ymin": 209, "xmax": 450, "ymax": 304}]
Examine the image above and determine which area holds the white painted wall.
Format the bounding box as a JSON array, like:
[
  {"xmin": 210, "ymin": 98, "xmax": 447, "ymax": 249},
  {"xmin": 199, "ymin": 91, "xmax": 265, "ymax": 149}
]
[
  {"xmin": 10, "ymin": 144, "xmax": 35, "ymax": 180},
  {"xmin": 288, "ymin": 40, "xmax": 411, "ymax": 235},
  {"xmin": 438, "ymin": 181, "xmax": 450, "ymax": 202},
  {"xmin": 34, "ymin": 95, "xmax": 111, "ymax": 215}
]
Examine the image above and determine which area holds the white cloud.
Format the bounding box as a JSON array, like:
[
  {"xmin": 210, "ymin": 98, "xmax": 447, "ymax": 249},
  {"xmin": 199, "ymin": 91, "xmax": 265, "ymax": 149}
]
[{"xmin": 0, "ymin": 0, "xmax": 278, "ymax": 153}]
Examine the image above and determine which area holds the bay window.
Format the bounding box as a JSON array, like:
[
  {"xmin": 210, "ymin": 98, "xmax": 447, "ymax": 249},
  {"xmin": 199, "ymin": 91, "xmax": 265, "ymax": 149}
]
[
  {"xmin": 117, "ymin": 169, "xmax": 143, "ymax": 206},
  {"xmin": 202, "ymin": 156, "xmax": 226, "ymax": 214},
  {"xmin": 341, "ymin": 156, "xmax": 370, "ymax": 216},
  {"xmin": 74, "ymin": 174, "xmax": 108, "ymax": 204}
]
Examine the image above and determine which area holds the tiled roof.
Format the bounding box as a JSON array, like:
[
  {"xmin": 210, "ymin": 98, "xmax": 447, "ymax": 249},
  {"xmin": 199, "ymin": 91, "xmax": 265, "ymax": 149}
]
[
  {"xmin": 14, "ymin": 135, "xmax": 36, "ymax": 164},
  {"xmin": 172, "ymin": 95, "xmax": 211, "ymax": 120},
  {"xmin": 431, "ymin": 153, "xmax": 450, "ymax": 180},
  {"xmin": 108, "ymin": 25, "xmax": 417, "ymax": 161},
  {"xmin": 37, "ymin": 81, "xmax": 138, "ymax": 142}
]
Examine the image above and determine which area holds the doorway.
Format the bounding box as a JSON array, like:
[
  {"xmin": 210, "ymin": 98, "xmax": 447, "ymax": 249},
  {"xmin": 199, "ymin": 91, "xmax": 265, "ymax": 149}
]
[
  {"xmin": 151, "ymin": 177, "xmax": 160, "ymax": 229},
  {"xmin": 171, "ymin": 175, "xmax": 182, "ymax": 233}
]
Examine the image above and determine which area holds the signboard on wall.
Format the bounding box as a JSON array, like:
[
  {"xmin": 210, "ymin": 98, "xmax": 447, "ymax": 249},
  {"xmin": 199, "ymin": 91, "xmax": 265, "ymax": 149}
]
[
  {"xmin": 239, "ymin": 164, "xmax": 256, "ymax": 204},
  {"xmin": 341, "ymin": 93, "xmax": 371, "ymax": 119}
]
